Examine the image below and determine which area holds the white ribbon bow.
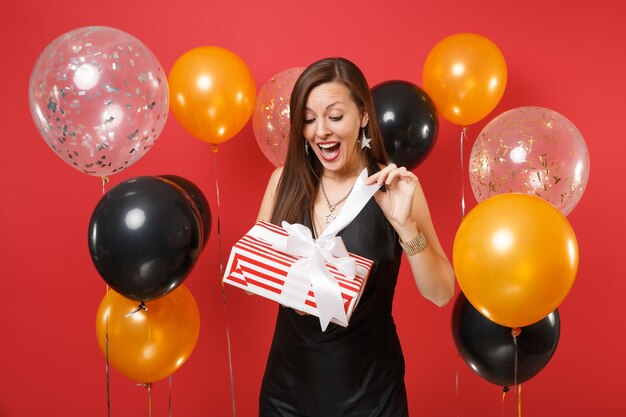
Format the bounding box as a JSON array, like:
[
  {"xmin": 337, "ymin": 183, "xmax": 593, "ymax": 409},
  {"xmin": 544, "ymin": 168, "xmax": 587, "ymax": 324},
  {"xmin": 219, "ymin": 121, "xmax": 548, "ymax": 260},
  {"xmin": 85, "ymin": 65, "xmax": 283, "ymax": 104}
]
[{"xmin": 248, "ymin": 168, "xmax": 380, "ymax": 331}]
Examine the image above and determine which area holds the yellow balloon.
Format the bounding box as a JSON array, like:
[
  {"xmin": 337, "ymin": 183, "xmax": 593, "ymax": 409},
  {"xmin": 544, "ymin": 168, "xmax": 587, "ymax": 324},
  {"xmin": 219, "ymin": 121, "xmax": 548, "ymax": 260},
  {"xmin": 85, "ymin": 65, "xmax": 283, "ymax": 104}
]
[
  {"xmin": 423, "ymin": 33, "xmax": 507, "ymax": 126},
  {"xmin": 95, "ymin": 285, "xmax": 200, "ymax": 383},
  {"xmin": 453, "ymin": 194, "xmax": 578, "ymax": 328},
  {"xmin": 168, "ymin": 46, "xmax": 256, "ymax": 144}
]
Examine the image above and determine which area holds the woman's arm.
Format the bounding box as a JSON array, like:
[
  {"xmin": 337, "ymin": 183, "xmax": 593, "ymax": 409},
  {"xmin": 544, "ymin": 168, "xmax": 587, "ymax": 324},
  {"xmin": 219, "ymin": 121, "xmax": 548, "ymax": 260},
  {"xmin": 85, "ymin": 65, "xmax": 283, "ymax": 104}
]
[
  {"xmin": 395, "ymin": 180, "xmax": 455, "ymax": 307},
  {"xmin": 243, "ymin": 167, "xmax": 285, "ymax": 298},
  {"xmin": 257, "ymin": 166, "xmax": 284, "ymax": 222},
  {"xmin": 367, "ymin": 164, "xmax": 455, "ymax": 307}
]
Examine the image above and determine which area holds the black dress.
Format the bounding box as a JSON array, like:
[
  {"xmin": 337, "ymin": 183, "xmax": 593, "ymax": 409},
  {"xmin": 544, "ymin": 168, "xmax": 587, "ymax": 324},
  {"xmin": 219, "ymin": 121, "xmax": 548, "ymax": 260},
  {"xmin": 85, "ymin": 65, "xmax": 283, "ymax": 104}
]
[{"xmin": 259, "ymin": 169, "xmax": 408, "ymax": 417}]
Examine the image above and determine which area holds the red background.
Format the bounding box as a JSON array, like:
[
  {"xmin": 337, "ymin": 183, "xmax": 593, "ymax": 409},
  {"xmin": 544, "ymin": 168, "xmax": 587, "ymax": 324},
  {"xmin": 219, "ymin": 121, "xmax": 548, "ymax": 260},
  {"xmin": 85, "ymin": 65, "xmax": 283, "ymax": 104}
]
[{"xmin": 1, "ymin": 1, "xmax": 624, "ymax": 416}]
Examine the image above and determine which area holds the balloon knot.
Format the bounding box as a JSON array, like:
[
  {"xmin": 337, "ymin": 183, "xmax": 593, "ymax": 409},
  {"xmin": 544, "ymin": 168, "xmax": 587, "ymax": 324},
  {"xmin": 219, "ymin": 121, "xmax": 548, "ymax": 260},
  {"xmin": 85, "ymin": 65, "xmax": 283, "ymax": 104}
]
[
  {"xmin": 511, "ymin": 327, "xmax": 521, "ymax": 337},
  {"xmin": 503, "ymin": 386, "xmax": 510, "ymax": 393},
  {"xmin": 124, "ymin": 302, "xmax": 148, "ymax": 318}
]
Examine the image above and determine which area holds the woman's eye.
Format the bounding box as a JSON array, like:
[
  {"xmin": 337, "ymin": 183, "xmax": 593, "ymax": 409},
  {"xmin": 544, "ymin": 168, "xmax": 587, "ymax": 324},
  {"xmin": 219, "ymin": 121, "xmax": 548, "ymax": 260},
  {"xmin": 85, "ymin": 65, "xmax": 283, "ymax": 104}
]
[
  {"xmin": 329, "ymin": 115, "xmax": 343, "ymax": 122},
  {"xmin": 303, "ymin": 118, "xmax": 315, "ymax": 124}
]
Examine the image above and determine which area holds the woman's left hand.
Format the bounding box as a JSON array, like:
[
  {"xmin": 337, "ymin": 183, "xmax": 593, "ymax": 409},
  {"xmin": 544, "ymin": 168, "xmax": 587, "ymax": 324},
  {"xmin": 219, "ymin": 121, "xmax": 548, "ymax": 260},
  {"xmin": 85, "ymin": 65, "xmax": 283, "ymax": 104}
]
[{"xmin": 366, "ymin": 164, "xmax": 418, "ymax": 228}]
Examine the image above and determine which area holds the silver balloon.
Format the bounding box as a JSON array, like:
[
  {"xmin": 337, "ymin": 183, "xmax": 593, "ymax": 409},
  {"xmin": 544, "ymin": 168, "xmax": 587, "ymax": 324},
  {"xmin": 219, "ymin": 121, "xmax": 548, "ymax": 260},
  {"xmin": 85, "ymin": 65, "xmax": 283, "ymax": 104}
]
[{"xmin": 29, "ymin": 26, "xmax": 169, "ymax": 177}]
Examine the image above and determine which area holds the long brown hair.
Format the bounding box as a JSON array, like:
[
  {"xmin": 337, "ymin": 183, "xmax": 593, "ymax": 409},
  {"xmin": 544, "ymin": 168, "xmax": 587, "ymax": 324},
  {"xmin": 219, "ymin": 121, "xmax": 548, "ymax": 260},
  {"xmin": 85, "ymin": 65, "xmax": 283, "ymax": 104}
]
[{"xmin": 270, "ymin": 57, "xmax": 388, "ymax": 225}]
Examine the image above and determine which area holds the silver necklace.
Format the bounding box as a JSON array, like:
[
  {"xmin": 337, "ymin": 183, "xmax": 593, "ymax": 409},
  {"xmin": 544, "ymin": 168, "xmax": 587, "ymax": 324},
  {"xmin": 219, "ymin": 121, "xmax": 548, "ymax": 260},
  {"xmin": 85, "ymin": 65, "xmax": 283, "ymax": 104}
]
[
  {"xmin": 306, "ymin": 155, "xmax": 359, "ymax": 224},
  {"xmin": 319, "ymin": 179, "xmax": 353, "ymax": 224}
]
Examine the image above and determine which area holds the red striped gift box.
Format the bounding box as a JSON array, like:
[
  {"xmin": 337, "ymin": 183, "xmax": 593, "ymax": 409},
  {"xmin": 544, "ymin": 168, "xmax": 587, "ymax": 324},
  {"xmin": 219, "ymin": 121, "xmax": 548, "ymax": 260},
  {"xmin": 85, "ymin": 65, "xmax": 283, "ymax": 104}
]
[{"xmin": 223, "ymin": 221, "xmax": 373, "ymax": 327}]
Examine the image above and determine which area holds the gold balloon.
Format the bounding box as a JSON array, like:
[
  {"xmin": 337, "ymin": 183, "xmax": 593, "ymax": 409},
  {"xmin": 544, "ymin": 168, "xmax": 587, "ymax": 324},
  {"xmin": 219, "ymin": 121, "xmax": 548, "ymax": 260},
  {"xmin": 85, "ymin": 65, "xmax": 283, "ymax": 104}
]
[
  {"xmin": 95, "ymin": 285, "xmax": 200, "ymax": 383},
  {"xmin": 453, "ymin": 194, "xmax": 578, "ymax": 328},
  {"xmin": 423, "ymin": 33, "xmax": 507, "ymax": 126},
  {"xmin": 168, "ymin": 46, "xmax": 256, "ymax": 144}
]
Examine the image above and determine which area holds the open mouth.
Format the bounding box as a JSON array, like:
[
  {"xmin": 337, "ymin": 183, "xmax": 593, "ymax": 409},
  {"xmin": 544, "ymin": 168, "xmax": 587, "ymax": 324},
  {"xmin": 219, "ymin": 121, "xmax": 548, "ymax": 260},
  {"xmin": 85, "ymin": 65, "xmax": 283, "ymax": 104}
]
[{"xmin": 318, "ymin": 142, "xmax": 341, "ymax": 161}]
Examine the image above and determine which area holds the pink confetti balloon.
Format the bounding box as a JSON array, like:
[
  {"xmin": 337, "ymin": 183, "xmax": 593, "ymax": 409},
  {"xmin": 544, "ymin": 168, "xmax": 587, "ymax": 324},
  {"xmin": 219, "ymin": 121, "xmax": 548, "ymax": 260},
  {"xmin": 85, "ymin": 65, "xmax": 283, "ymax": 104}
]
[
  {"xmin": 252, "ymin": 67, "xmax": 304, "ymax": 167},
  {"xmin": 469, "ymin": 106, "xmax": 589, "ymax": 215},
  {"xmin": 29, "ymin": 26, "xmax": 169, "ymax": 177}
]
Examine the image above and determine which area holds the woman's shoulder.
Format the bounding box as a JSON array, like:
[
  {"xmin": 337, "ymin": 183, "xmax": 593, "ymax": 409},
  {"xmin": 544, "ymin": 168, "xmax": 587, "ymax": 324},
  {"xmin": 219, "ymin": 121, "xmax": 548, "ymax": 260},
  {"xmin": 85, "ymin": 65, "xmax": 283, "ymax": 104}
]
[
  {"xmin": 257, "ymin": 166, "xmax": 284, "ymax": 222},
  {"xmin": 271, "ymin": 165, "xmax": 284, "ymax": 178},
  {"xmin": 269, "ymin": 166, "xmax": 284, "ymax": 188},
  {"xmin": 265, "ymin": 166, "xmax": 285, "ymax": 198}
]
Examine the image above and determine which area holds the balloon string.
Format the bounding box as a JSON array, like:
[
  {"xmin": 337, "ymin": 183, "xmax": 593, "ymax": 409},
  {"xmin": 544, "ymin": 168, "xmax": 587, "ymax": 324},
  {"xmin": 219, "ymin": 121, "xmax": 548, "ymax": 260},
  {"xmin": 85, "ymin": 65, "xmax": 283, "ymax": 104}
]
[
  {"xmin": 460, "ymin": 127, "xmax": 468, "ymax": 219},
  {"xmin": 512, "ymin": 328, "xmax": 519, "ymax": 389},
  {"xmin": 455, "ymin": 352, "xmax": 460, "ymax": 417},
  {"xmin": 102, "ymin": 179, "xmax": 111, "ymax": 417},
  {"xmin": 132, "ymin": 309, "xmax": 153, "ymax": 416},
  {"xmin": 147, "ymin": 383, "xmax": 153, "ymax": 417},
  {"xmin": 102, "ymin": 176, "xmax": 110, "ymax": 195},
  {"xmin": 213, "ymin": 151, "xmax": 237, "ymax": 417},
  {"xmin": 222, "ymin": 293, "xmax": 237, "ymax": 417},
  {"xmin": 512, "ymin": 328, "xmax": 519, "ymax": 417},
  {"xmin": 213, "ymin": 149, "xmax": 224, "ymax": 278},
  {"xmin": 517, "ymin": 384, "xmax": 522, "ymax": 417},
  {"xmin": 501, "ymin": 387, "xmax": 508, "ymax": 417},
  {"xmin": 133, "ymin": 305, "xmax": 152, "ymax": 417},
  {"xmin": 148, "ymin": 308, "xmax": 152, "ymax": 395},
  {"xmin": 168, "ymin": 375, "xmax": 173, "ymax": 417},
  {"xmin": 105, "ymin": 287, "xmax": 111, "ymax": 417}
]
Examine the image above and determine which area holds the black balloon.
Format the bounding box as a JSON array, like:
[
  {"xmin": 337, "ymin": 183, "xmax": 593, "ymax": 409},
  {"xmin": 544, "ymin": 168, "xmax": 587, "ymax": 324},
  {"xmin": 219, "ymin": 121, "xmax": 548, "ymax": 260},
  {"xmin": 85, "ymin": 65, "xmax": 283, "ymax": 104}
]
[
  {"xmin": 371, "ymin": 80, "xmax": 438, "ymax": 170},
  {"xmin": 159, "ymin": 175, "xmax": 211, "ymax": 249},
  {"xmin": 452, "ymin": 292, "xmax": 560, "ymax": 386},
  {"xmin": 88, "ymin": 176, "xmax": 203, "ymax": 302}
]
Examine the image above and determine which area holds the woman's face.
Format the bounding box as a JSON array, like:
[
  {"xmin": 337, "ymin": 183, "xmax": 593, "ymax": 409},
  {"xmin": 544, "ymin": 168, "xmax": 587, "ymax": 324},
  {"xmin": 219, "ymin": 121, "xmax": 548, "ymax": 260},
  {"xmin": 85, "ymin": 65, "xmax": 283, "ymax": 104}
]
[{"xmin": 303, "ymin": 81, "xmax": 368, "ymax": 176}]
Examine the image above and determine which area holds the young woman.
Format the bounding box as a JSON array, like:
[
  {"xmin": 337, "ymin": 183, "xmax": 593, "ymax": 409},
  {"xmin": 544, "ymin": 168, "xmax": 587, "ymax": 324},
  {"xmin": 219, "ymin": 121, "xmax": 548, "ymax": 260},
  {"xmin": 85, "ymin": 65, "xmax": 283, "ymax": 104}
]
[{"xmin": 256, "ymin": 57, "xmax": 454, "ymax": 416}]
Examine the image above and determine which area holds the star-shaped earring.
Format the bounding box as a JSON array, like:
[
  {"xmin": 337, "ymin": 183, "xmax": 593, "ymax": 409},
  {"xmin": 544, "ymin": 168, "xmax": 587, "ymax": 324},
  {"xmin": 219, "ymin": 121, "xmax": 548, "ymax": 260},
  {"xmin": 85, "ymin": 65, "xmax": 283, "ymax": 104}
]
[{"xmin": 360, "ymin": 128, "xmax": 372, "ymax": 149}]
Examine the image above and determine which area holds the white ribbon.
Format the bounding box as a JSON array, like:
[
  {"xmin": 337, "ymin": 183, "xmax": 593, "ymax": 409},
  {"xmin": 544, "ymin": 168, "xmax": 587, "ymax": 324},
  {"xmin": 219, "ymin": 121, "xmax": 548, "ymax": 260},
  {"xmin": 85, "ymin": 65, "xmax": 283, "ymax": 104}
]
[{"xmin": 247, "ymin": 168, "xmax": 380, "ymax": 331}]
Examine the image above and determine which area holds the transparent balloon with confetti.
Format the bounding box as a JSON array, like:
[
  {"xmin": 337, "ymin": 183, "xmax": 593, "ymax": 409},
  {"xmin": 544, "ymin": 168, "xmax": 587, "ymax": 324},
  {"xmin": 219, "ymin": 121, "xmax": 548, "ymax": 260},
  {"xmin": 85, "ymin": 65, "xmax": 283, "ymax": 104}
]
[
  {"xmin": 252, "ymin": 67, "xmax": 304, "ymax": 167},
  {"xmin": 469, "ymin": 106, "xmax": 589, "ymax": 215},
  {"xmin": 29, "ymin": 26, "xmax": 169, "ymax": 177}
]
